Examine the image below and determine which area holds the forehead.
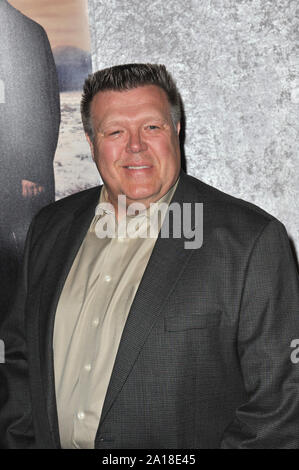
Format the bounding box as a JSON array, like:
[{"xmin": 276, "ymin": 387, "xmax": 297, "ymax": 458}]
[{"xmin": 90, "ymin": 85, "xmax": 171, "ymax": 124}]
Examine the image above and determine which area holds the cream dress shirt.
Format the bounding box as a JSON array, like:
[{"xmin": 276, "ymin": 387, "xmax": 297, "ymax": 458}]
[{"xmin": 53, "ymin": 180, "xmax": 178, "ymax": 449}]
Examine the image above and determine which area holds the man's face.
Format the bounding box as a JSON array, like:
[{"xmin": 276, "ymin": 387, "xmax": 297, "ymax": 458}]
[{"xmin": 87, "ymin": 85, "xmax": 181, "ymax": 210}]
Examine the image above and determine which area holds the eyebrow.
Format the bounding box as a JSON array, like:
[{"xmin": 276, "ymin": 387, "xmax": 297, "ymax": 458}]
[{"xmin": 98, "ymin": 117, "xmax": 168, "ymax": 130}]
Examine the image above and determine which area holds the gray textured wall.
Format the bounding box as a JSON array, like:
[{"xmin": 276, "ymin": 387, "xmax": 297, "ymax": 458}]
[{"xmin": 87, "ymin": 0, "xmax": 298, "ymax": 259}]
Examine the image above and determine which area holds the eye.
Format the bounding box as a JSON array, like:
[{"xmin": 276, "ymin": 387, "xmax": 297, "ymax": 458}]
[
  {"xmin": 146, "ymin": 125, "xmax": 160, "ymax": 131},
  {"xmin": 109, "ymin": 130, "xmax": 121, "ymax": 136},
  {"xmin": 104, "ymin": 129, "xmax": 123, "ymax": 138}
]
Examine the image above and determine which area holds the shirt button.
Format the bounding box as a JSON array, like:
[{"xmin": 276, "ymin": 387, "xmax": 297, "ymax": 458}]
[
  {"xmin": 104, "ymin": 275, "xmax": 111, "ymax": 282},
  {"xmin": 92, "ymin": 318, "xmax": 99, "ymax": 327},
  {"xmin": 77, "ymin": 411, "xmax": 85, "ymax": 420},
  {"xmin": 84, "ymin": 364, "xmax": 91, "ymax": 372}
]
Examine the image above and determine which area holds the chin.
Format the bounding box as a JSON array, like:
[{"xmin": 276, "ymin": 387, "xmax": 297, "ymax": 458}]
[{"xmin": 125, "ymin": 185, "xmax": 160, "ymax": 202}]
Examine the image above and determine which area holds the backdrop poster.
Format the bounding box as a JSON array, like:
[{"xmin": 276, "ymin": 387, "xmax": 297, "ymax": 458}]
[
  {"xmin": 0, "ymin": 0, "xmax": 97, "ymax": 317},
  {"xmin": 9, "ymin": 0, "xmax": 100, "ymax": 199}
]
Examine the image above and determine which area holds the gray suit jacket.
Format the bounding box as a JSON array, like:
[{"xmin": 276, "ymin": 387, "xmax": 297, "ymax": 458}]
[
  {"xmin": 1, "ymin": 172, "xmax": 299, "ymax": 448},
  {"xmin": 0, "ymin": 0, "xmax": 60, "ymax": 204}
]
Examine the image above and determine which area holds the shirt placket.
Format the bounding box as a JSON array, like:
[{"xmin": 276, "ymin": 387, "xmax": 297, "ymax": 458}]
[{"xmin": 72, "ymin": 221, "xmax": 130, "ymax": 447}]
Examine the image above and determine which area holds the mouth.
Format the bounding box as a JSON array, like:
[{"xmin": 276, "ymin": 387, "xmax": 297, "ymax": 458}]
[{"xmin": 124, "ymin": 165, "xmax": 152, "ymax": 170}]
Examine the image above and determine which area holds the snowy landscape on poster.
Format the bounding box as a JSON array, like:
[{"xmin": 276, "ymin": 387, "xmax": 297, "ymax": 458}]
[{"xmin": 54, "ymin": 90, "xmax": 101, "ymax": 201}]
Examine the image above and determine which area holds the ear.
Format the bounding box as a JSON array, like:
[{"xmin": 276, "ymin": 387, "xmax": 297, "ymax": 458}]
[
  {"xmin": 176, "ymin": 122, "xmax": 181, "ymax": 135},
  {"xmin": 85, "ymin": 133, "xmax": 95, "ymax": 160}
]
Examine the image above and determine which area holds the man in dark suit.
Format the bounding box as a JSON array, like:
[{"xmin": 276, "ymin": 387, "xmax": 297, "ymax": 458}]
[
  {"xmin": 0, "ymin": 0, "xmax": 60, "ymax": 317},
  {"xmin": 0, "ymin": 63, "xmax": 299, "ymax": 449}
]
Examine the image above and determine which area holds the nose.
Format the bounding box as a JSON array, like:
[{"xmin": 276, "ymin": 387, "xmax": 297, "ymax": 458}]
[{"xmin": 126, "ymin": 129, "xmax": 147, "ymax": 153}]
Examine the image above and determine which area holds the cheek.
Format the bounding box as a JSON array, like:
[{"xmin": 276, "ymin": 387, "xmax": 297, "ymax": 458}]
[
  {"xmin": 152, "ymin": 139, "xmax": 179, "ymax": 164},
  {"xmin": 96, "ymin": 141, "xmax": 123, "ymax": 168}
]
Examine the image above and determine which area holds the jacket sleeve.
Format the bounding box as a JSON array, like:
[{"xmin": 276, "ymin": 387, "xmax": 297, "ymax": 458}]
[
  {"xmin": 220, "ymin": 219, "xmax": 299, "ymax": 448},
  {"xmin": 0, "ymin": 222, "xmax": 36, "ymax": 449}
]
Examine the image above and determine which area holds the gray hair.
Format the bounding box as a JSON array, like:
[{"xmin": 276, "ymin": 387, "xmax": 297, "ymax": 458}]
[{"xmin": 80, "ymin": 63, "xmax": 181, "ymax": 140}]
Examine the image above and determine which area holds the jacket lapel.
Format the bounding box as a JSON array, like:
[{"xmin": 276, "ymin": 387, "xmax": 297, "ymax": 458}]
[{"xmin": 98, "ymin": 173, "xmax": 200, "ymax": 428}]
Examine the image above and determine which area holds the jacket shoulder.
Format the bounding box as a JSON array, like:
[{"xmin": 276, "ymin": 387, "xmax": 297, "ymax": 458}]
[
  {"xmin": 183, "ymin": 173, "xmax": 276, "ymax": 222},
  {"xmin": 180, "ymin": 173, "xmax": 285, "ymax": 243},
  {"xmin": 33, "ymin": 186, "xmax": 101, "ymax": 226}
]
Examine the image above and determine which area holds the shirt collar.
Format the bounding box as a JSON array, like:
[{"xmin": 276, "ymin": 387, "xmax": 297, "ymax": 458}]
[
  {"xmin": 90, "ymin": 177, "xmax": 180, "ymax": 235},
  {"xmin": 96, "ymin": 178, "xmax": 179, "ymax": 220}
]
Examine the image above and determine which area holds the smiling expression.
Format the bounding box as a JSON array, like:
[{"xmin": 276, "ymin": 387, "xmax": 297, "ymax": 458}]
[{"xmin": 86, "ymin": 85, "xmax": 181, "ymax": 211}]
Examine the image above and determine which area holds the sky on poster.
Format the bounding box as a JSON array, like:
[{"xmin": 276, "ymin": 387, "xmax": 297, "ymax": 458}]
[{"xmin": 8, "ymin": 0, "xmax": 91, "ymax": 50}]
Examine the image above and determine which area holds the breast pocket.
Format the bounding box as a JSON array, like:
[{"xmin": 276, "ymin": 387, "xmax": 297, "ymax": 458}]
[{"xmin": 164, "ymin": 310, "xmax": 222, "ymax": 331}]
